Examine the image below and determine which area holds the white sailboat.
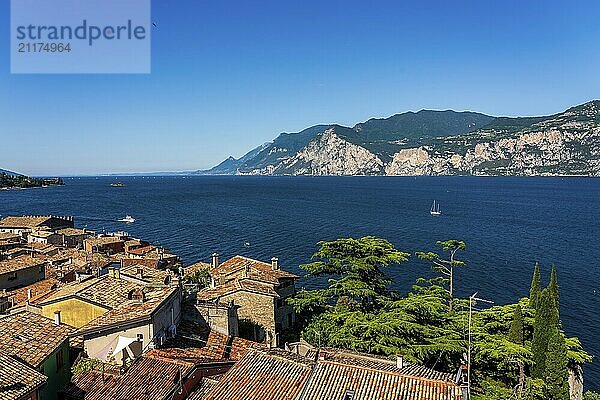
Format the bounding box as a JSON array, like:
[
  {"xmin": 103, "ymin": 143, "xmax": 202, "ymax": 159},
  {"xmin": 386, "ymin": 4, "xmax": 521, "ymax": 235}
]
[{"xmin": 430, "ymin": 200, "xmax": 442, "ymax": 216}]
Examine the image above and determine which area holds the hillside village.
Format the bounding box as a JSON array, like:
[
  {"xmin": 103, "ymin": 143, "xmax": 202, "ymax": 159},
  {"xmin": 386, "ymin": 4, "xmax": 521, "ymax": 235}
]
[{"xmin": 0, "ymin": 215, "xmax": 468, "ymax": 400}]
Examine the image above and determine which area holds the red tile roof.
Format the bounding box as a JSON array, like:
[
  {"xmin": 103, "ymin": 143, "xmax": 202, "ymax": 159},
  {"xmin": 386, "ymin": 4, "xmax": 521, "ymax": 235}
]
[
  {"xmin": 7, "ymin": 278, "xmax": 60, "ymax": 306},
  {"xmin": 299, "ymin": 360, "xmax": 463, "ymax": 400},
  {"xmin": 0, "ymin": 353, "xmax": 47, "ymax": 400},
  {"xmin": 86, "ymin": 351, "xmax": 196, "ymax": 400},
  {"xmin": 0, "ymin": 255, "xmax": 46, "ymax": 275},
  {"xmin": 78, "ymin": 287, "xmax": 178, "ymax": 333},
  {"xmin": 203, "ymin": 349, "xmax": 313, "ymax": 400},
  {"xmin": 0, "ymin": 311, "xmax": 75, "ymax": 368},
  {"xmin": 196, "ymin": 279, "xmax": 279, "ymax": 301},
  {"xmin": 211, "ymin": 255, "xmax": 298, "ymax": 283},
  {"xmin": 127, "ymin": 245, "xmax": 157, "ymax": 256}
]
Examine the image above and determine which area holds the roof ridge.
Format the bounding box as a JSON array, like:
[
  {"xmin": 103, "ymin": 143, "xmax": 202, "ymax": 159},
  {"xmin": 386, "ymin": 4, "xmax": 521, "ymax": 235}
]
[{"xmin": 318, "ymin": 359, "xmax": 458, "ymax": 385}]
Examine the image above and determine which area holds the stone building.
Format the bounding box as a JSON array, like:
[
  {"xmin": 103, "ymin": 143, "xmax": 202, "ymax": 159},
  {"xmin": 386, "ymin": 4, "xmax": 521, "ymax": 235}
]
[
  {"xmin": 0, "ymin": 215, "xmax": 74, "ymax": 237},
  {"xmin": 194, "ymin": 254, "xmax": 298, "ymax": 346},
  {"xmin": 84, "ymin": 236, "xmax": 125, "ymax": 254},
  {"xmin": 0, "ymin": 255, "xmax": 47, "ymax": 290},
  {"xmin": 0, "ymin": 311, "xmax": 75, "ymax": 400}
]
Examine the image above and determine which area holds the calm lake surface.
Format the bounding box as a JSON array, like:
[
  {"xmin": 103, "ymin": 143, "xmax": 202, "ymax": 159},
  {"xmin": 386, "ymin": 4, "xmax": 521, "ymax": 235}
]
[{"xmin": 2, "ymin": 176, "xmax": 599, "ymax": 388}]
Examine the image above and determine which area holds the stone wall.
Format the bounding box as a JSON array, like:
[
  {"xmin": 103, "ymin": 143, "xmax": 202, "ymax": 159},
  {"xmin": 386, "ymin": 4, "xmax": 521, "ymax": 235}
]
[{"xmin": 221, "ymin": 291, "xmax": 275, "ymax": 344}]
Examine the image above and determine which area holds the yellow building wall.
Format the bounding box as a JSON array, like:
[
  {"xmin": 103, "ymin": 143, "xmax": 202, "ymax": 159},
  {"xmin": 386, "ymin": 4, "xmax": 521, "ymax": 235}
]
[{"xmin": 41, "ymin": 298, "xmax": 108, "ymax": 328}]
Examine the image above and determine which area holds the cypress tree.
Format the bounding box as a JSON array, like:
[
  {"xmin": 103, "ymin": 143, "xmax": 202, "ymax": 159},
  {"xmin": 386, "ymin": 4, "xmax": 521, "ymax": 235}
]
[
  {"xmin": 545, "ymin": 330, "xmax": 570, "ymax": 400},
  {"xmin": 508, "ymin": 303, "xmax": 525, "ymax": 391},
  {"xmin": 508, "ymin": 304, "xmax": 524, "ymax": 345},
  {"xmin": 549, "ymin": 264, "xmax": 559, "ymax": 307},
  {"xmin": 531, "ymin": 288, "xmax": 559, "ymax": 378},
  {"xmin": 530, "ymin": 262, "xmax": 541, "ymax": 310}
]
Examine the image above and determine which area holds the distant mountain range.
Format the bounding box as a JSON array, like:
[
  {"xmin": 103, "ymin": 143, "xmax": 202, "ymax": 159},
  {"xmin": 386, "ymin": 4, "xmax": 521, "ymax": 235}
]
[{"xmin": 198, "ymin": 100, "xmax": 600, "ymax": 176}]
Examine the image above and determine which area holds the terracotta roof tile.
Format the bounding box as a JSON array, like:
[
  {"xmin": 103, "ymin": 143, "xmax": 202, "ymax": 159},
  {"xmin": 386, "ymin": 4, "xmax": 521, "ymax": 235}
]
[
  {"xmin": 0, "ymin": 311, "xmax": 75, "ymax": 368},
  {"xmin": 211, "ymin": 256, "xmax": 298, "ymax": 283},
  {"xmin": 0, "ymin": 353, "xmax": 47, "ymax": 400},
  {"xmin": 299, "ymin": 360, "xmax": 462, "ymax": 400},
  {"xmin": 203, "ymin": 350, "xmax": 313, "ymax": 400},
  {"xmin": 85, "ymin": 236, "xmax": 124, "ymax": 246},
  {"xmin": 316, "ymin": 347, "xmax": 456, "ymax": 382},
  {"xmin": 7, "ymin": 278, "xmax": 60, "ymax": 306},
  {"xmin": 187, "ymin": 377, "xmax": 220, "ymax": 400},
  {"xmin": 59, "ymin": 369, "xmax": 118, "ymax": 400},
  {"xmin": 0, "ymin": 255, "xmax": 46, "ymax": 275},
  {"xmin": 86, "ymin": 352, "xmax": 196, "ymax": 400},
  {"xmin": 127, "ymin": 245, "xmax": 157, "ymax": 255},
  {"xmin": 0, "ymin": 216, "xmax": 53, "ymax": 228},
  {"xmin": 196, "ymin": 279, "xmax": 279, "ymax": 301},
  {"xmin": 57, "ymin": 228, "xmax": 89, "ymax": 236},
  {"xmin": 78, "ymin": 287, "xmax": 178, "ymax": 333}
]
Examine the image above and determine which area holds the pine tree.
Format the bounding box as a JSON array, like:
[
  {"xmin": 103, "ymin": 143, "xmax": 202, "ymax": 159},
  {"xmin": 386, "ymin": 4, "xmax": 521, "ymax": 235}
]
[
  {"xmin": 548, "ymin": 264, "xmax": 559, "ymax": 308},
  {"xmin": 545, "ymin": 331, "xmax": 570, "ymax": 400},
  {"xmin": 531, "ymin": 289, "xmax": 559, "ymax": 378},
  {"xmin": 508, "ymin": 304, "xmax": 525, "ymax": 392},
  {"xmin": 529, "ymin": 262, "xmax": 541, "ymax": 310}
]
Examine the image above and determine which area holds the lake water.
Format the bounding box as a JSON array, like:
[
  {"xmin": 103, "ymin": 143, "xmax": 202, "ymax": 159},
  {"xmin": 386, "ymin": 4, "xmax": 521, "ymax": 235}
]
[{"xmin": 2, "ymin": 176, "xmax": 599, "ymax": 389}]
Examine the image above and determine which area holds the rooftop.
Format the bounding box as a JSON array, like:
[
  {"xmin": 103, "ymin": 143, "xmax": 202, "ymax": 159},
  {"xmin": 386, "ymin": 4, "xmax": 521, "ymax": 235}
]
[
  {"xmin": 157, "ymin": 321, "xmax": 267, "ymax": 363},
  {"xmin": 85, "ymin": 236, "xmax": 124, "ymax": 246},
  {"xmin": 0, "ymin": 353, "xmax": 47, "ymax": 400},
  {"xmin": 211, "ymin": 255, "xmax": 298, "ymax": 283},
  {"xmin": 85, "ymin": 351, "xmax": 196, "ymax": 400},
  {"xmin": 127, "ymin": 245, "xmax": 157, "ymax": 256},
  {"xmin": 0, "ymin": 216, "xmax": 55, "ymax": 228},
  {"xmin": 78, "ymin": 287, "xmax": 178, "ymax": 334},
  {"xmin": 300, "ymin": 359, "xmax": 462, "ymax": 400},
  {"xmin": 0, "ymin": 232, "xmax": 20, "ymax": 241},
  {"xmin": 57, "ymin": 228, "xmax": 89, "ymax": 236},
  {"xmin": 202, "ymin": 348, "xmax": 462, "ymax": 400},
  {"xmin": 196, "ymin": 278, "xmax": 279, "ymax": 301},
  {"xmin": 29, "ymin": 230, "xmax": 58, "ymax": 238},
  {"xmin": 202, "ymin": 349, "xmax": 313, "ymax": 400},
  {"xmin": 7, "ymin": 278, "xmax": 60, "ymax": 306},
  {"xmin": 0, "ymin": 255, "xmax": 46, "ymax": 275},
  {"xmin": 0, "ymin": 311, "xmax": 75, "ymax": 368},
  {"xmin": 35, "ymin": 275, "xmax": 143, "ymax": 309}
]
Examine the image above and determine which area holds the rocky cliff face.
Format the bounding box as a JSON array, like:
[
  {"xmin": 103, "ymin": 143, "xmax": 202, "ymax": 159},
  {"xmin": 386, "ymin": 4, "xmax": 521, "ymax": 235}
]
[
  {"xmin": 273, "ymin": 129, "xmax": 385, "ymax": 175},
  {"xmin": 202, "ymin": 100, "xmax": 600, "ymax": 176}
]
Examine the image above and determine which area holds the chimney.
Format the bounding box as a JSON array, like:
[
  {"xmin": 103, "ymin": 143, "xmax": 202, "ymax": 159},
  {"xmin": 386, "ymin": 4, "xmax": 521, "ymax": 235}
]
[
  {"xmin": 54, "ymin": 310, "xmax": 61, "ymax": 325},
  {"xmin": 271, "ymin": 257, "xmax": 279, "ymax": 270},
  {"xmin": 212, "ymin": 253, "xmax": 219, "ymax": 269},
  {"xmin": 396, "ymin": 354, "xmax": 404, "ymax": 369},
  {"xmin": 27, "ymin": 289, "xmax": 32, "ymax": 300},
  {"xmin": 136, "ymin": 267, "xmax": 144, "ymax": 279},
  {"xmin": 243, "ymin": 264, "xmax": 250, "ymax": 279}
]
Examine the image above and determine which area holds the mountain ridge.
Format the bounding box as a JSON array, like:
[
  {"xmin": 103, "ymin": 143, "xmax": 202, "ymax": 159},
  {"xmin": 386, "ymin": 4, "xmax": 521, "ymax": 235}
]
[{"xmin": 199, "ymin": 100, "xmax": 600, "ymax": 176}]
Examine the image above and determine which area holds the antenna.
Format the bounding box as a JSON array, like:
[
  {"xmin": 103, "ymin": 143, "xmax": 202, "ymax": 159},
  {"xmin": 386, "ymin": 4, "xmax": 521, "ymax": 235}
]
[{"xmin": 467, "ymin": 292, "xmax": 493, "ymax": 399}]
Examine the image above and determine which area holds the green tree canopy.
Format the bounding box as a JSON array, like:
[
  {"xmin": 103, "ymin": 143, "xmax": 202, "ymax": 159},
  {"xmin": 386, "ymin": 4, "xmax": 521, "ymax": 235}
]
[
  {"xmin": 290, "ymin": 236, "xmax": 409, "ymax": 313},
  {"xmin": 416, "ymin": 239, "xmax": 466, "ymax": 311}
]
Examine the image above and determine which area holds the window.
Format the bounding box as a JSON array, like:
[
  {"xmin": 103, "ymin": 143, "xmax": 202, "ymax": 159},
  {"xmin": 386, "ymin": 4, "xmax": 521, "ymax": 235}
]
[
  {"xmin": 137, "ymin": 333, "xmax": 143, "ymax": 341},
  {"xmin": 343, "ymin": 390, "xmax": 355, "ymax": 400},
  {"xmin": 56, "ymin": 348, "xmax": 64, "ymax": 371}
]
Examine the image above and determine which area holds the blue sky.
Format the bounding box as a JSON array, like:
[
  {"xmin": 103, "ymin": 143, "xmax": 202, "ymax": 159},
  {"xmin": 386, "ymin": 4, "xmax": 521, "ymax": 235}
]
[{"xmin": 1, "ymin": 0, "xmax": 600, "ymax": 175}]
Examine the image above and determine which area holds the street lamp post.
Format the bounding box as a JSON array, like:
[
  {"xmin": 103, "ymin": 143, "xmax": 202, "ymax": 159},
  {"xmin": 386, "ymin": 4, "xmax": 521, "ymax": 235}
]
[{"xmin": 467, "ymin": 292, "xmax": 494, "ymax": 399}]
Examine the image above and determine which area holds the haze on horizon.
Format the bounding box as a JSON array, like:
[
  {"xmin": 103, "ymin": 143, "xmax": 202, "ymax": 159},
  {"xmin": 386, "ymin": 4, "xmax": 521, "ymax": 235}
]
[{"xmin": 1, "ymin": 0, "xmax": 599, "ymax": 176}]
